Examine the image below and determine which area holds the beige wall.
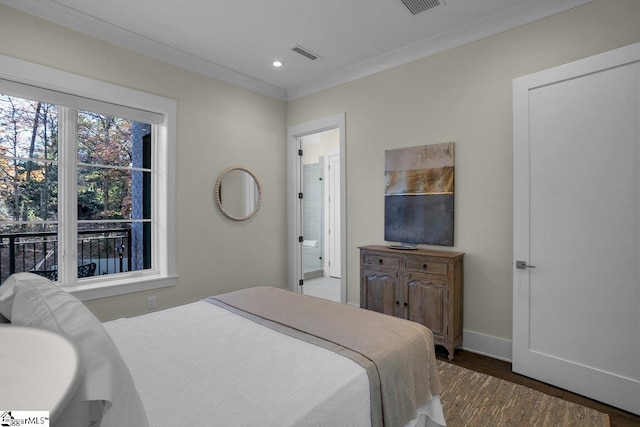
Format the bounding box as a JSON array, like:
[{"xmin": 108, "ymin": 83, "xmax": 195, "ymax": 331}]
[
  {"xmin": 0, "ymin": 5, "xmax": 288, "ymax": 321},
  {"xmin": 301, "ymin": 128, "xmax": 339, "ymax": 165},
  {"xmin": 3, "ymin": 0, "xmax": 640, "ymax": 342},
  {"xmin": 287, "ymin": 0, "xmax": 640, "ymax": 341}
]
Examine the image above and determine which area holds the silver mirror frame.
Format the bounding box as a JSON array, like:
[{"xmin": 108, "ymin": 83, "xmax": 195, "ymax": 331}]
[{"xmin": 214, "ymin": 166, "xmax": 262, "ymax": 221}]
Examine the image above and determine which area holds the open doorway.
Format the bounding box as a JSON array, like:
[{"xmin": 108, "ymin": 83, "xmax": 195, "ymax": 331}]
[
  {"xmin": 300, "ymin": 131, "xmax": 340, "ymax": 301},
  {"xmin": 287, "ymin": 114, "xmax": 346, "ymax": 303}
]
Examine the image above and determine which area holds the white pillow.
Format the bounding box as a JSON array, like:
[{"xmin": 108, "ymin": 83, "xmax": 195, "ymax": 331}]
[
  {"xmin": 11, "ymin": 281, "xmax": 149, "ymax": 427},
  {"xmin": 0, "ymin": 272, "xmax": 53, "ymax": 320}
]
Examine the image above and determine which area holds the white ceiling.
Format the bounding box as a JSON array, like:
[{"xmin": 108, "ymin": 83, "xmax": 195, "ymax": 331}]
[{"xmin": 1, "ymin": 0, "xmax": 591, "ymax": 100}]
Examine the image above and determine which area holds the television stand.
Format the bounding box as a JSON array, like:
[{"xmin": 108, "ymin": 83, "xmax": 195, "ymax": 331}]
[
  {"xmin": 388, "ymin": 244, "xmax": 418, "ymax": 250},
  {"xmin": 359, "ymin": 245, "xmax": 464, "ymax": 360}
]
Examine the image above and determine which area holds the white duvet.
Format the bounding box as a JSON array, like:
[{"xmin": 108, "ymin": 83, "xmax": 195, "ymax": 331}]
[{"xmin": 104, "ymin": 300, "xmax": 445, "ymax": 427}]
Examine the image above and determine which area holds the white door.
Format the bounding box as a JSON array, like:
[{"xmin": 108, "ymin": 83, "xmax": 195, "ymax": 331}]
[
  {"xmin": 327, "ymin": 152, "xmax": 341, "ymax": 278},
  {"xmin": 513, "ymin": 43, "xmax": 640, "ymax": 415}
]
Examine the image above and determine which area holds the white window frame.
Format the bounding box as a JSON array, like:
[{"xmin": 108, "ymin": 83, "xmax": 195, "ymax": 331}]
[{"xmin": 0, "ymin": 54, "xmax": 177, "ymax": 300}]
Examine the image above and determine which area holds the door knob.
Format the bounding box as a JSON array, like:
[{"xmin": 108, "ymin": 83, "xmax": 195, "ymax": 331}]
[{"xmin": 516, "ymin": 260, "xmax": 536, "ymax": 269}]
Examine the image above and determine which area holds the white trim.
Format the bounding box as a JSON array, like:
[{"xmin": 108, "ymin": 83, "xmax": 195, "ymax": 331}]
[
  {"xmin": 0, "ymin": 0, "xmax": 286, "ymax": 101},
  {"xmin": 0, "ymin": 53, "xmax": 178, "ymax": 299},
  {"xmin": 513, "ymin": 41, "xmax": 640, "ymax": 91},
  {"xmin": 323, "ymin": 147, "xmax": 340, "ymax": 279},
  {"xmin": 69, "ymin": 275, "xmax": 176, "ymax": 301},
  {"xmin": 0, "ymin": 54, "xmax": 175, "ymax": 119},
  {"xmin": 58, "ymin": 107, "xmax": 77, "ymax": 285},
  {"xmin": 287, "ymin": 114, "xmax": 347, "ymax": 303},
  {"xmin": 0, "ymin": 78, "xmax": 163, "ymax": 124},
  {"xmin": 461, "ymin": 329, "xmax": 513, "ymax": 363}
]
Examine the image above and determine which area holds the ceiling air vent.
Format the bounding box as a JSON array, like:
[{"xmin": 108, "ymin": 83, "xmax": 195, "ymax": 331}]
[
  {"xmin": 292, "ymin": 45, "xmax": 321, "ymax": 61},
  {"xmin": 400, "ymin": 0, "xmax": 443, "ymax": 15}
]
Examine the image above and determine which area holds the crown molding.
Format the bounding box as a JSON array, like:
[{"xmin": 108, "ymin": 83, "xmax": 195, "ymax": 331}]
[
  {"xmin": 285, "ymin": 0, "xmax": 593, "ymax": 100},
  {"xmin": 1, "ymin": 0, "xmax": 592, "ymax": 102},
  {"xmin": 0, "ymin": 0, "xmax": 287, "ymax": 101}
]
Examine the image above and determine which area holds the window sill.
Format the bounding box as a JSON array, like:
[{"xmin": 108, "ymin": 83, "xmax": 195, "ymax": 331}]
[{"xmin": 67, "ymin": 274, "xmax": 177, "ymax": 301}]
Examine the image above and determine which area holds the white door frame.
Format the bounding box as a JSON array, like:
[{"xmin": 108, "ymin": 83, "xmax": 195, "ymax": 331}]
[
  {"xmin": 324, "ymin": 148, "xmax": 341, "ymax": 278},
  {"xmin": 287, "ymin": 113, "xmax": 346, "ymax": 303}
]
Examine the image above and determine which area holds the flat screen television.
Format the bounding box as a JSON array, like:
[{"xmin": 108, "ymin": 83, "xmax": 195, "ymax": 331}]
[{"xmin": 384, "ymin": 193, "xmax": 454, "ymax": 247}]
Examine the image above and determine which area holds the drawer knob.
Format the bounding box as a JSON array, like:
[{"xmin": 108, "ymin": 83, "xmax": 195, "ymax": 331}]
[
  {"xmin": 395, "ymin": 300, "xmax": 400, "ymax": 305},
  {"xmin": 404, "ymin": 302, "xmax": 408, "ymax": 307},
  {"xmin": 378, "ymin": 259, "xmax": 383, "ymax": 265},
  {"xmin": 422, "ymin": 263, "xmax": 428, "ymax": 270}
]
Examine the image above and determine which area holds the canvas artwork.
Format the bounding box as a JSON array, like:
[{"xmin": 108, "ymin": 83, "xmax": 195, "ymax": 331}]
[{"xmin": 384, "ymin": 142, "xmax": 454, "ymax": 246}]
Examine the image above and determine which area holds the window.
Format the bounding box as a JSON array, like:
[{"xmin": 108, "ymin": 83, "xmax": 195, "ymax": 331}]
[
  {"xmin": 0, "ymin": 54, "xmax": 176, "ymax": 299},
  {"xmin": 76, "ymin": 110, "xmax": 153, "ymax": 276}
]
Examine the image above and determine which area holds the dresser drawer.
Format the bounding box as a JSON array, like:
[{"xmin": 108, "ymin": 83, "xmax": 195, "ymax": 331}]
[
  {"xmin": 405, "ymin": 259, "xmax": 448, "ymax": 275},
  {"xmin": 364, "ymin": 254, "xmax": 400, "ymax": 269}
]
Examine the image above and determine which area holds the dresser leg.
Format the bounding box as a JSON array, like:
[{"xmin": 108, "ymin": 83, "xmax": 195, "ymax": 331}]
[{"xmin": 447, "ymin": 345, "xmax": 455, "ymax": 361}]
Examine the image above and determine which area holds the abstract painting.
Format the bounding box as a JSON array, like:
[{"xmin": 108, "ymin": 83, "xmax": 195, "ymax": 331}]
[{"xmin": 384, "ymin": 142, "xmax": 454, "ymax": 246}]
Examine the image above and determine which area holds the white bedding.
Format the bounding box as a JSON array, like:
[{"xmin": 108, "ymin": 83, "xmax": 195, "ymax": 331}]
[
  {"xmin": 104, "ymin": 300, "xmax": 446, "ymax": 427},
  {"xmin": 2, "ymin": 273, "xmax": 149, "ymax": 427},
  {"xmin": 105, "ymin": 301, "xmax": 370, "ymax": 426}
]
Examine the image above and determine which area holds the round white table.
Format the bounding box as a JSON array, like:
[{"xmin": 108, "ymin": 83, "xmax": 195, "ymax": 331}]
[{"xmin": 0, "ymin": 325, "xmax": 79, "ymax": 417}]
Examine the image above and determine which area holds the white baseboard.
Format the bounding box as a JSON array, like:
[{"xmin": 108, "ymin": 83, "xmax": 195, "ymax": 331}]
[{"xmin": 461, "ymin": 329, "xmax": 513, "ymax": 362}]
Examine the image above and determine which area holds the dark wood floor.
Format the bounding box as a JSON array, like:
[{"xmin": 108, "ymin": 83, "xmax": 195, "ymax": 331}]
[{"xmin": 435, "ymin": 348, "xmax": 640, "ymax": 427}]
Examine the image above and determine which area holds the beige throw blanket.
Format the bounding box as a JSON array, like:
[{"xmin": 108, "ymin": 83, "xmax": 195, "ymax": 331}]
[{"xmin": 207, "ymin": 286, "xmax": 441, "ymax": 427}]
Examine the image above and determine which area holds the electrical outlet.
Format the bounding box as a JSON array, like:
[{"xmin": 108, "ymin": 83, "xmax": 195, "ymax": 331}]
[{"xmin": 147, "ymin": 296, "xmax": 157, "ymax": 310}]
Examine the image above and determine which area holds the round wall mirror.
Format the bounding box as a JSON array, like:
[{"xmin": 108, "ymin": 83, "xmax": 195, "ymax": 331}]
[{"xmin": 214, "ymin": 166, "xmax": 262, "ymax": 221}]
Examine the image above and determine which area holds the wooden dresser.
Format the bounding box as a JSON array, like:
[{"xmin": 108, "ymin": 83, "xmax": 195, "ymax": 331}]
[{"xmin": 359, "ymin": 245, "xmax": 464, "ymax": 359}]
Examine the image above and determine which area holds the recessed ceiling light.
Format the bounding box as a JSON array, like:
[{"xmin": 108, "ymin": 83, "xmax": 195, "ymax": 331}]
[{"xmin": 272, "ymin": 60, "xmax": 283, "ymax": 67}]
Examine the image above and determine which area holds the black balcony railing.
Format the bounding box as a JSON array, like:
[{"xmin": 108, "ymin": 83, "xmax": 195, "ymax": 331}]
[{"xmin": 0, "ymin": 228, "xmax": 132, "ymax": 284}]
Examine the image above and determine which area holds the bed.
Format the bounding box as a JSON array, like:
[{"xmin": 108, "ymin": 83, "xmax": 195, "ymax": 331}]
[{"xmin": 0, "ymin": 273, "xmax": 446, "ymax": 427}]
